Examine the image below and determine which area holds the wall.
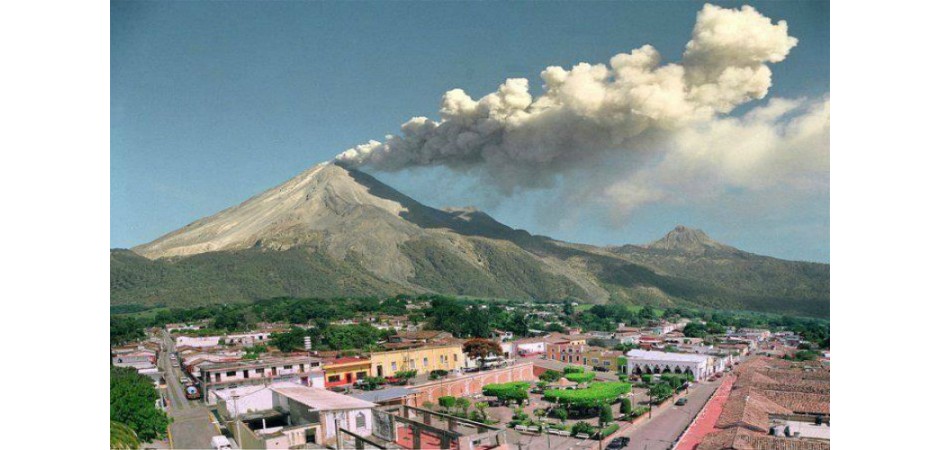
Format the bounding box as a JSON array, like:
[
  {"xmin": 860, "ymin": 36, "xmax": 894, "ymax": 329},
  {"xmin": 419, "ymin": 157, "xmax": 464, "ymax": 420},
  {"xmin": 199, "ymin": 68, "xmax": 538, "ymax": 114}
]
[{"xmin": 409, "ymin": 362, "xmax": 536, "ymax": 406}]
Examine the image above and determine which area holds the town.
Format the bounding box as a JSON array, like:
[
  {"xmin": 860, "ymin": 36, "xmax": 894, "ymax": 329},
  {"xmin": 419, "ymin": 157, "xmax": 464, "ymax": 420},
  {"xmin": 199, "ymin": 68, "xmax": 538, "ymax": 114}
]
[{"xmin": 111, "ymin": 297, "xmax": 830, "ymax": 450}]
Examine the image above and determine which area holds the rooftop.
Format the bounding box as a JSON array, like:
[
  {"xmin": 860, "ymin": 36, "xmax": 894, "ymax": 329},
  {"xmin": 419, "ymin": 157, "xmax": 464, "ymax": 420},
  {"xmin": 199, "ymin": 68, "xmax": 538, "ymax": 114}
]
[
  {"xmin": 627, "ymin": 349, "xmax": 711, "ymax": 363},
  {"xmin": 272, "ymin": 386, "xmax": 376, "ymax": 410}
]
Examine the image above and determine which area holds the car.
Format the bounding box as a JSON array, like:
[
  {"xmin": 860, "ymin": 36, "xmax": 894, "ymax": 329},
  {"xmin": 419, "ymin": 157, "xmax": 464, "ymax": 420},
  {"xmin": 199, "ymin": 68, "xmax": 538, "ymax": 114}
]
[
  {"xmin": 180, "ymin": 376, "xmax": 190, "ymax": 385},
  {"xmin": 210, "ymin": 435, "xmax": 232, "ymax": 450},
  {"xmin": 606, "ymin": 437, "xmax": 630, "ymax": 449},
  {"xmin": 676, "ymin": 398, "xmax": 688, "ymax": 406}
]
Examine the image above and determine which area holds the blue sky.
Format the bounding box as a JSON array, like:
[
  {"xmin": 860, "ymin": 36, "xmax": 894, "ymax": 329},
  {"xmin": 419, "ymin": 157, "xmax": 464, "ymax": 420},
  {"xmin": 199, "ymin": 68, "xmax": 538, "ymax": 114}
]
[{"xmin": 111, "ymin": 1, "xmax": 829, "ymax": 261}]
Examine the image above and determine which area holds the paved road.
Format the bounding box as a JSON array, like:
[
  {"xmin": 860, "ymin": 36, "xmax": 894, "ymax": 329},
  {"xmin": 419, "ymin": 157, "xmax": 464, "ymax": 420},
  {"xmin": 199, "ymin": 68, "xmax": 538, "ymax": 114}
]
[
  {"xmin": 620, "ymin": 378, "xmax": 722, "ymax": 450},
  {"xmin": 159, "ymin": 331, "xmax": 219, "ymax": 449}
]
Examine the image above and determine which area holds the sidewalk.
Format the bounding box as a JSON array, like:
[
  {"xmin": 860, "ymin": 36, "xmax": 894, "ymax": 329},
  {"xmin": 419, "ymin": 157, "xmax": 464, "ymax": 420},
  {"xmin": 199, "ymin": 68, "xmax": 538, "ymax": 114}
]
[{"xmin": 673, "ymin": 375, "xmax": 735, "ymax": 450}]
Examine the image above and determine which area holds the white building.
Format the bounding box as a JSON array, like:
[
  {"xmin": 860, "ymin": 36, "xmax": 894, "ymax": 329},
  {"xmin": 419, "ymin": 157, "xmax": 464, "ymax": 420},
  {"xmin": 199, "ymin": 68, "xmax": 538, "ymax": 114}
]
[
  {"xmin": 215, "ymin": 383, "xmax": 376, "ymax": 448},
  {"xmin": 513, "ymin": 337, "xmax": 547, "ymax": 357},
  {"xmin": 625, "ymin": 349, "xmax": 716, "ymax": 380},
  {"xmin": 176, "ymin": 335, "xmax": 224, "ymax": 348}
]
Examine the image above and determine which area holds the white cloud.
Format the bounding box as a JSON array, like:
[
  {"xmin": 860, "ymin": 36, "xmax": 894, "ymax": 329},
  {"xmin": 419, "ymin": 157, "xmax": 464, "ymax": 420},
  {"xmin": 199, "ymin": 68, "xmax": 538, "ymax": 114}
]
[{"xmin": 334, "ymin": 3, "xmax": 826, "ymax": 223}]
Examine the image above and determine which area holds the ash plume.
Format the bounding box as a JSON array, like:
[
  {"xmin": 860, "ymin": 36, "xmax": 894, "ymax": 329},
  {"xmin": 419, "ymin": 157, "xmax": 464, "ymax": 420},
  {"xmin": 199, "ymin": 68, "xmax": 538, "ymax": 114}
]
[{"xmin": 335, "ymin": 4, "xmax": 828, "ymax": 218}]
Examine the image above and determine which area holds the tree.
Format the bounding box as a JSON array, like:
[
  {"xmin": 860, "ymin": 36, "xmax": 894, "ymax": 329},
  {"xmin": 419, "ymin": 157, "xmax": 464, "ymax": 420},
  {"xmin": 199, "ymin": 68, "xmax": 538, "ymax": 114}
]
[
  {"xmin": 455, "ymin": 397, "xmax": 471, "ymax": 416},
  {"xmin": 270, "ymin": 326, "xmax": 309, "ymax": 352},
  {"xmin": 463, "ymin": 338, "xmax": 502, "ymax": 368},
  {"xmin": 539, "ymin": 369, "xmax": 563, "ymax": 382},
  {"xmin": 599, "ymin": 403, "xmax": 613, "ymax": 426},
  {"xmin": 682, "ymin": 322, "xmax": 708, "ymax": 338},
  {"xmin": 483, "ymin": 382, "xmax": 530, "ymax": 405},
  {"xmin": 438, "ymin": 396, "xmax": 457, "ymax": 412},
  {"xmin": 110, "ymin": 367, "xmax": 170, "ymax": 442},
  {"xmin": 555, "ymin": 408, "xmax": 568, "ymax": 423},
  {"xmin": 620, "ymin": 399, "xmax": 632, "ymax": 414},
  {"xmin": 563, "ymin": 300, "xmax": 575, "ymax": 316},
  {"xmin": 650, "ymin": 382, "xmax": 673, "ymax": 401},
  {"xmin": 474, "ymin": 402, "xmax": 489, "ymax": 422},
  {"xmin": 394, "ymin": 370, "xmax": 417, "ymax": 384}
]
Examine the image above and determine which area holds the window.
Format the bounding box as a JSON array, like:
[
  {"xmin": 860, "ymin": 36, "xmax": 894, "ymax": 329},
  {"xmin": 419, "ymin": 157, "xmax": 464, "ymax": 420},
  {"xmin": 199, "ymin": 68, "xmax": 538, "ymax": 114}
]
[
  {"xmin": 440, "ymin": 355, "xmax": 445, "ymax": 364},
  {"xmin": 356, "ymin": 412, "xmax": 366, "ymax": 429},
  {"xmin": 226, "ymin": 371, "xmax": 236, "ymax": 377},
  {"xmin": 423, "ymin": 357, "xmax": 428, "ymax": 367},
  {"xmin": 391, "ymin": 362, "xmax": 398, "ymax": 371},
  {"xmin": 284, "ymin": 365, "xmax": 292, "ymax": 370},
  {"xmin": 328, "ymin": 375, "xmax": 341, "ymax": 383},
  {"xmin": 256, "ymin": 368, "xmax": 264, "ymax": 374},
  {"xmin": 300, "ymin": 364, "xmax": 305, "ymax": 372},
  {"xmin": 356, "ymin": 371, "xmax": 368, "ymax": 379}
]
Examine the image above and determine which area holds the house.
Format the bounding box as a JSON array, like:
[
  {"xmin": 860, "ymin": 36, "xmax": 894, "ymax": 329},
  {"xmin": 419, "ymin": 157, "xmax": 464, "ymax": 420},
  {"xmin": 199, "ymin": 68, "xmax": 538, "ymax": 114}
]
[
  {"xmin": 546, "ymin": 334, "xmax": 589, "ymax": 364},
  {"xmin": 491, "ymin": 329, "xmax": 514, "ymax": 342},
  {"xmin": 199, "ymin": 356, "xmax": 324, "ymax": 403},
  {"xmin": 369, "ymin": 343, "xmax": 465, "ymax": 378},
  {"xmin": 513, "ymin": 337, "xmax": 547, "ymax": 357},
  {"xmin": 323, "ymin": 357, "xmax": 372, "ymax": 389},
  {"xmin": 215, "ymin": 383, "xmax": 377, "ymax": 448},
  {"xmin": 583, "ymin": 347, "xmax": 624, "ymax": 371}
]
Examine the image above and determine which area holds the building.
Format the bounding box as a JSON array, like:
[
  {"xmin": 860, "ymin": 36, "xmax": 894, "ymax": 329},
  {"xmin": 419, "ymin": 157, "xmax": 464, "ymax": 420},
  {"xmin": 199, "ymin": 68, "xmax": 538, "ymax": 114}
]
[
  {"xmin": 583, "ymin": 347, "xmax": 624, "ymax": 371},
  {"xmin": 625, "ymin": 349, "xmax": 715, "ymax": 380},
  {"xmin": 491, "ymin": 329, "xmax": 514, "ymax": 342},
  {"xmin": 215, "ymin": 383, "xmax": 376, "ymax": 448},
  {"xmin": 692, "ymin": 357, "xmax": 830, "ymax": 450},
  {"xmin": 175, "ymin": 335, "xmax": 224, "ymax": 348},
  {"xmin": 545, "ymin": 334, "xmax": 589, "ymax": 364},
  {"xmin": 199, "ymin": 355, "xmax": 324, "ymax": 402},
  {"xmin": 350, "ymin": 386, "xmax": 419, "ymax": 406},
  {"xmin": 513, "ymin": 337, "xmax": 547, "ymax": 357},
  {"xmin": 387, "ymin": 330, "xmax": 453, "ymax": 346},
  {"xmin": 323, "ymin": 357, "xmax": 372, "ymax": 388},
  {"xmin": 370, "ymin": 343, "xmax": 465, "ymax": 378}
]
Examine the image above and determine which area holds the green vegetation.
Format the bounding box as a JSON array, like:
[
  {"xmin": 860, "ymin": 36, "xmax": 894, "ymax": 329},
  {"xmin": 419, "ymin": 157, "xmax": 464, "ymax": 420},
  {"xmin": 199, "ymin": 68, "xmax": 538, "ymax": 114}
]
[
  {"xmin": 620, "ymin": 399, "xmax": 632, "ymax": 414},
  {"xmin": 543, "ymin": 382, "xmax": 632, "ymax": 406},
  {"xmin": 649, "ymin": 382, "xmax": 675, "ymax": 402},
  {"xmin": 564, "ymin": 372, "xmax": 596, "ymax": 383},
  {"xmin": 539, "ymin": 370, "xmax": 563, "ymax": 382},
  {"xmin": 401, "ymin": 239, "xmax": 588, "ymax": 302},
  {"xmin": 110, "ymin": 421, "xmax": 140, "ymax": 449},
  {"xmin": 110, "ymin": 247, "xmax": 408, "ymax": 307},
  {"xmin": 438, "ymin": 396, "xmax": 457, "ymax": 412},
  {"xmin": 110, "ymin": 366, "xmax": 169, "ymax": 442},
  {"xmin": 482, "ymin": 381, "xmax": 530, "ymax": 405}
]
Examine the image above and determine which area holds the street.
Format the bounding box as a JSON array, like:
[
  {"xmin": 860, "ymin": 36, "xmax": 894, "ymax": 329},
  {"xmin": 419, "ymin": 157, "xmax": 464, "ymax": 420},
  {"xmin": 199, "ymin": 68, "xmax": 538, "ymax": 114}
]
[
  {"xmin": 159, "ymin": 331, "xmax": 219, "ymax": 449},
  {"xmin": 620, "ymin": 378, "xmax": 722, "ymax": 450}
]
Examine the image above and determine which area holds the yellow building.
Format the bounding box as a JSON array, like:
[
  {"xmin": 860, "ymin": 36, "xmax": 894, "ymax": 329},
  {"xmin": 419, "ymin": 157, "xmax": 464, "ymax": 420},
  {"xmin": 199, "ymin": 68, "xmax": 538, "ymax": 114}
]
[
  {"xmin": 583, "ymin": 347, "xmax": 625, "ymax": 371},
  {"xmin": 370, "ymin": 343, "xmax": 465, "ymax": 378},
  {"xmin": 323, "ymin": 357, "xmax": 372, "ymax": 388}
]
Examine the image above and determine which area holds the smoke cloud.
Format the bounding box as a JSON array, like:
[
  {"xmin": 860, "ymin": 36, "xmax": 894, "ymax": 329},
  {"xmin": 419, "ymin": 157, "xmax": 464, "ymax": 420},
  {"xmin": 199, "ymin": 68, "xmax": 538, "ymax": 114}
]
[{"xmin": 336, "ymin": 4, "xmax": 827, "ymax": 219}]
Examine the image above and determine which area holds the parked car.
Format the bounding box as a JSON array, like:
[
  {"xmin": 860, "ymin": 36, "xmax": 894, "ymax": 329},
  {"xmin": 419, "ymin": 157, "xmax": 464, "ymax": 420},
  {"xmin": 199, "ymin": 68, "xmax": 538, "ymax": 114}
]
[
  {"xmin": 676, "ymin": 398, "xmax": 688, "ymax": 406},
  {"xmin": 606, "ymin": 437, "xmax": 630, "ymax": 449},
  {"xmin": 211, "ymin": 435, "xmax": 232, "ymax": 450}
]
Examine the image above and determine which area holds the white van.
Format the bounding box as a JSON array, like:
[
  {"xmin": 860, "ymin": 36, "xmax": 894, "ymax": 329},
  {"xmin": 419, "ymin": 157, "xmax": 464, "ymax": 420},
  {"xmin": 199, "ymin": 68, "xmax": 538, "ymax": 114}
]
[{"xmin": 210, "ymin": 435, "xmax": 232, "ymax": 450}]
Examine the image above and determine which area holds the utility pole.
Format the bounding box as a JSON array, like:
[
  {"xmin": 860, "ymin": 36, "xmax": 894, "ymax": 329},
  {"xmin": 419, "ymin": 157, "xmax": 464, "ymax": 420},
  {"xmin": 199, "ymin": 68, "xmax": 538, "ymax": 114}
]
[{"xmin": 233, "ymin": 394, "xmax": 242, "ymax": 449}]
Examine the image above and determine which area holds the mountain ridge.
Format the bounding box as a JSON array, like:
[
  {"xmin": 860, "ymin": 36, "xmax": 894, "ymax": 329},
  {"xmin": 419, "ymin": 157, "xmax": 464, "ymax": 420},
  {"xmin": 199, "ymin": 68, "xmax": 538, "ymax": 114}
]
[{"xmin": 112, "ymin": 162, "xmax": 829, "ymax": 318}]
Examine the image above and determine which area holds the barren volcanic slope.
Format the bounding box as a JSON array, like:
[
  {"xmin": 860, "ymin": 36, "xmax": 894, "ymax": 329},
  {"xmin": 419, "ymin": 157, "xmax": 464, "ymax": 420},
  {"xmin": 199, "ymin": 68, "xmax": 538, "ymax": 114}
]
[{"xmin": 111, "ymin": 162, "xmax": 829, "ymax": 317}]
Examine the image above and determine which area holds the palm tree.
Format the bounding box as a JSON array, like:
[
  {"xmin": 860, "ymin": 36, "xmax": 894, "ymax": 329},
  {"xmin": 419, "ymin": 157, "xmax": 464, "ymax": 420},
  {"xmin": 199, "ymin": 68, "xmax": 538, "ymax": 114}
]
[{"xmin": 110, "ymin": 421, "xmax": 140, "ymax": 450}]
